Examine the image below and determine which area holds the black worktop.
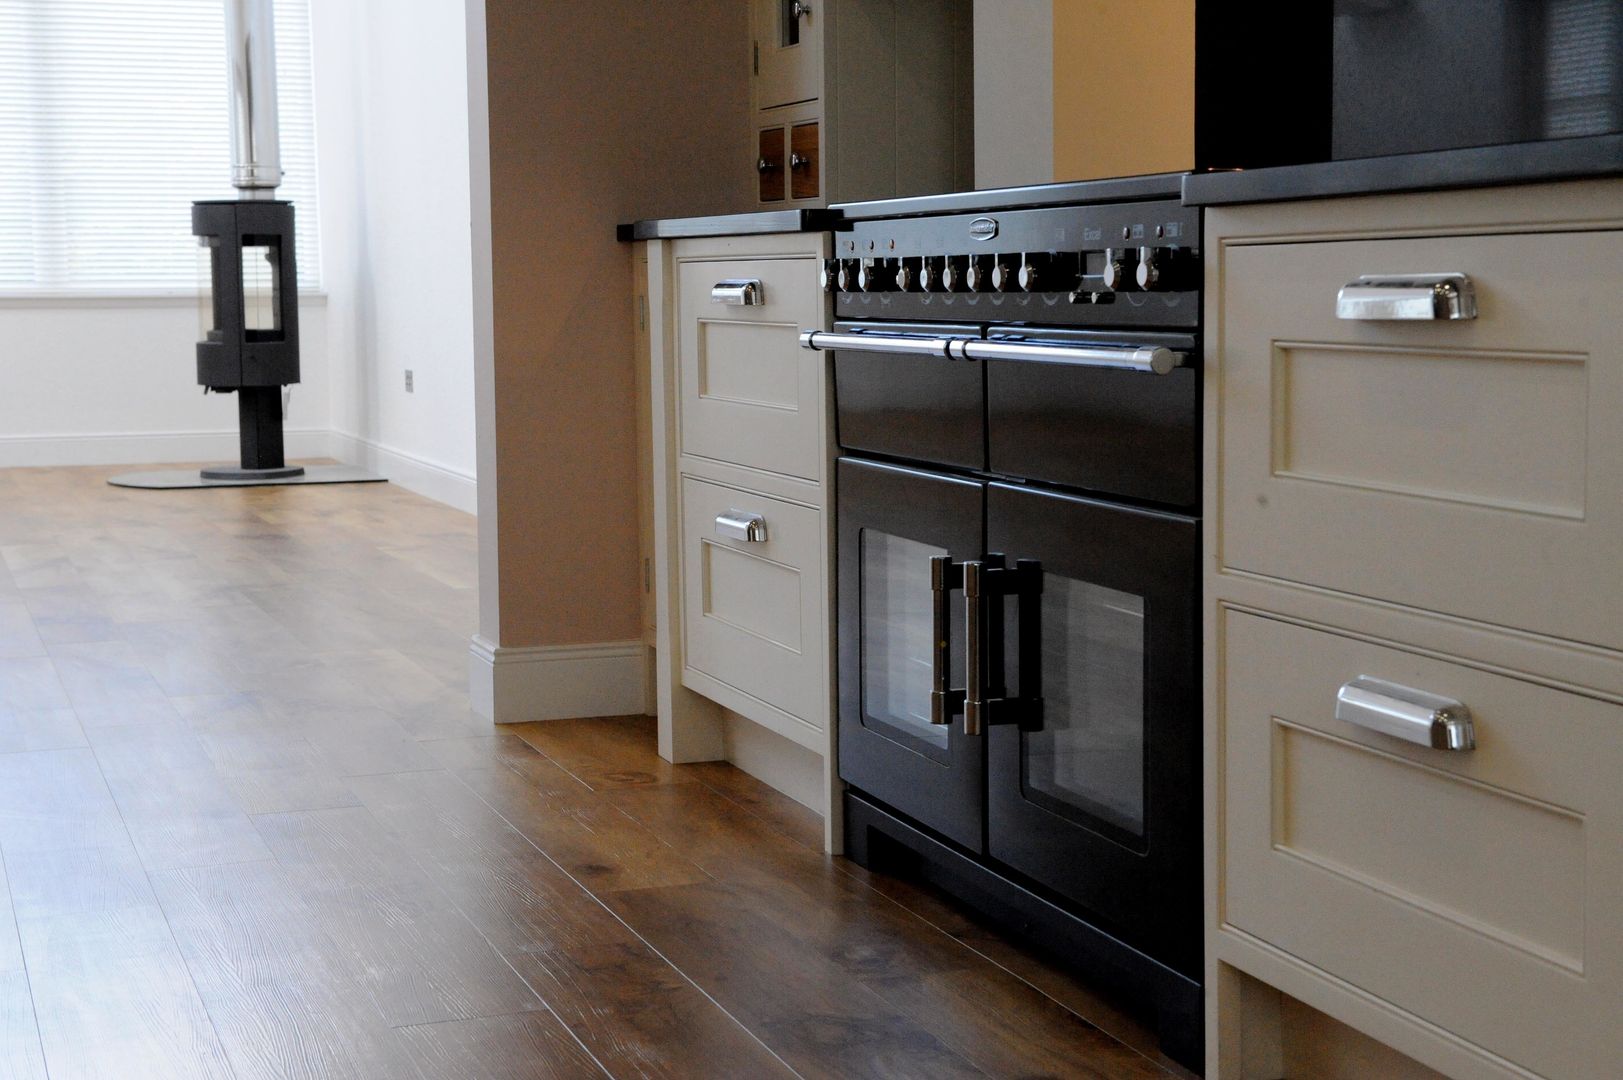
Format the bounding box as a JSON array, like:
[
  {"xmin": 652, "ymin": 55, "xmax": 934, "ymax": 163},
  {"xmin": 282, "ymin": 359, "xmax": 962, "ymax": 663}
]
[
  {"xmin": 833, "ymin": 172, "xmax": 1186, "ymax": 219},
  {"xmin": 1183, "ymin": 134, "xmax": 1623, "ymax": 206},
  {"xmin": 616, "ymin": 208, "xmax": 839, "ymax": 242},
  {"xmin": 619, "ymin": 137, "xmax": 1622, "ymax": 242}
]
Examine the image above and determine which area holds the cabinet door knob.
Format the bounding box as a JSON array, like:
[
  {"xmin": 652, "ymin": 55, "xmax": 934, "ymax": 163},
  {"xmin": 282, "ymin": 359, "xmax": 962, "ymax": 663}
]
[
  {"xmin": 1335, "ymin": 676, "xmax": 1476, "ymax": 751},
  {"xmin": 1336, "ymin": 273, "xmax": 1476, "ymax": 321},
  {"xmin": 714, "ymin": 510, "xmax": 767, "ymax": 543},
  {"xmin": 757, "ymin": 157, "xmax": 778, "ymax": 174},
  {"xmin": 710, "ymin": 279, "xmax": 763, "ymax": 306},
  {"xmin": 792, "ymin": 1, "xmax": 811, "ymax": 18},
  {"xmin": 789, "ymin": 152, "xmax": 809, "ymax": 170}
]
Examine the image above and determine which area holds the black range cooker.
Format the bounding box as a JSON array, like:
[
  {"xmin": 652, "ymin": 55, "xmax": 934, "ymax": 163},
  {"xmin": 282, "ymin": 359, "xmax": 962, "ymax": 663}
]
[{"xmin": 802, "ymin": 174, "xmax": 1202, "ymax": 1068}]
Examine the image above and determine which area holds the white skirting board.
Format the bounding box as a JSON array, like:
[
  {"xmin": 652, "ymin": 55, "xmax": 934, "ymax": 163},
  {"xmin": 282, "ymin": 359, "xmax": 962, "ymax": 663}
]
[
  {"xmin": 468, "ymin": 636, "xmax": 650, "ymax": 723},
  {"xmin": 326, "ymin": 431, "xmax": 477, "ymax": 514},
  {"xmin": 0, "ymin": 428, "xmax": 331, "ymax": 469}
]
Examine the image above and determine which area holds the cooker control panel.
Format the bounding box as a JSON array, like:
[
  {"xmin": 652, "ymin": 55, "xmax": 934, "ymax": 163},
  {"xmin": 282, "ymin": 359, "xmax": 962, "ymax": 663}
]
[{"xmin": 829, "ymin": 199, "xmax": 1201, "ymax": 328}]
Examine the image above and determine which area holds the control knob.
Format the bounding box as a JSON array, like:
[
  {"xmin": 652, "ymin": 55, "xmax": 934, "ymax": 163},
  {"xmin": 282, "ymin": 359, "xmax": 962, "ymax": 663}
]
[
  {"xmin": 857, "ymin": 259, "xmax": 892, "ymax": 292},
  {"xmin": 1135, "ymin": 246, "xmax": 1186, "ymax": 291},
  {"xmin": 965, "ymin": 256, "xmax": 992, "ymax": 292},
  {"xmin": 836, "ymin": 260, "xmax": 859, "ymax": 292},
  {"xmin": 919, "ymin": 257, "xmax": 941, "ymax": 292},
  {"xmin": 819, "ymin": 259, "xmax": 837, "ymax": 292},
  {"xmin": 941, "ymin": 256, "xmax": 967, "ymax": 293},
  {"xmin": 894, "ymin": 261, "xmax": 917, "ymax": 292},
  {"xmin": 989, "ymin": 260, "xmax": 1019, "ymax": 293},
  {"xmin": 1100, "ymin": 248, "xmax": 1134, "ymax": 292}
]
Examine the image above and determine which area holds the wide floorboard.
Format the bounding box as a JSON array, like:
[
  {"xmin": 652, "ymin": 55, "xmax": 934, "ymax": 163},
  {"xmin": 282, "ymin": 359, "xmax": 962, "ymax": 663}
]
[{"xmin": 0, "ymin": 464, "xmax": 1190, "ymax": 1079}]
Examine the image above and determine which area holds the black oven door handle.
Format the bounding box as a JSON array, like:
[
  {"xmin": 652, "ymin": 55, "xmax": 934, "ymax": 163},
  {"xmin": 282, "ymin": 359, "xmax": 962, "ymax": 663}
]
[
  {"xmin": 929, "ymin": 555, "xmax": 965, "ymax": 725},
  {"xmin": 964, "ymin": 557, "xmax": 1044, "ymax": 737},
  {"xmin": 952, "ymin": 337, "xmax": 1184, "ymax": 375},
  {"xmin": 799, "ymin": 329, "xmax": 960, "ymax": 358}
]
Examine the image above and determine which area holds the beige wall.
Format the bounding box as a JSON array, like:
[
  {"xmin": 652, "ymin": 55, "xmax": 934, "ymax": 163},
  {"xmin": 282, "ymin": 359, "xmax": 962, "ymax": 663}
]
[
  {"xmin": 475, "ymin": 1, "xmax": 751, "ymax": 648},
  {"xmin": 1051, "ymin": 0, "xmax": 1194, "ymax": 181}
]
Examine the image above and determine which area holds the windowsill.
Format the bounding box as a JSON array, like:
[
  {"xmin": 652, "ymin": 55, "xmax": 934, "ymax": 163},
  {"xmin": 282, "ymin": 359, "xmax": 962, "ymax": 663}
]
[{"xmin": 0, "ymin": 289, "xmax": 330, "ymax": 309}]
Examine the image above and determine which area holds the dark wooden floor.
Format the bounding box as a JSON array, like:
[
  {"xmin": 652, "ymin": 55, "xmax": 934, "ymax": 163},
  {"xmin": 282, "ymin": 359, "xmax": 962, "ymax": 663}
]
[{"xmin": 0, "ymin": 464, "xmax": 1192, "ymax": 1079}]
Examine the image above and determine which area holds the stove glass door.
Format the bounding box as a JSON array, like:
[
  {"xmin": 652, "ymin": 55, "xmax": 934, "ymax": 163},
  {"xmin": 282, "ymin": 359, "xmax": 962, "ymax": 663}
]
[
  {"xmin": 1025, "ymin": 575, "xmax": 1147, "ymax": 841},
  {"xmin": 984, "ymin": 481, "xmax": 1200, "ymax": 975},
  {"xmin": 860, "ymin": 530, "xmax": 952, "ymax": 751},
  {"xmin": 837, "ymin": 457, "xmax": 986, "ymax": 852}
]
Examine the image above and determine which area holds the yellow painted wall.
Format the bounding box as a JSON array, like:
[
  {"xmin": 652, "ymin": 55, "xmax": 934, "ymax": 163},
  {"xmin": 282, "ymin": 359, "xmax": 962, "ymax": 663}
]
[{"xmin": 1051, "ymin": 0, "xmax": 1194, "ymax": 181}]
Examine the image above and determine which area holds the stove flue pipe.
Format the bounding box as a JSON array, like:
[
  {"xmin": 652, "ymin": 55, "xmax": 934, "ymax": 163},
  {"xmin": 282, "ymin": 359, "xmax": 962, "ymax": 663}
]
[{"xmin": 225, "ymin": 0, "xmax": 282, "ymax": 195}]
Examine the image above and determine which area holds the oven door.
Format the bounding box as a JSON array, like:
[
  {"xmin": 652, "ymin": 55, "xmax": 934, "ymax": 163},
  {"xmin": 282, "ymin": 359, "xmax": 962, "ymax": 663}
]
[
  {"xmin": 984, "ymin": 329, "xmax": 1199, "ymax": 508},
  {"xmin": 983, "ymin": 481, "xmax": 1200, "ymax": 975},
  {"xmin": 814, "ymin": 322, "xmax": 985, "ymax": 471},
  {"xmin": 837, "ymin": 456, "xmax": 985, "ymax": 851}
]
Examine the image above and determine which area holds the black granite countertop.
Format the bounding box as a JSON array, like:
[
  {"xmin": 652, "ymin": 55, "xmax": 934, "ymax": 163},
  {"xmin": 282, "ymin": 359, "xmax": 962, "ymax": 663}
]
[
  {"xmin": 619, "ymin": 137, "xmax": 1622, "ymax": 241},
  {"xmin": 616, "ymin": 208, "xmax": 839, "ymax": 242},
  {"xmin": 1183, "ymin": 134, "xmax": 1623, "ymax": 206}
]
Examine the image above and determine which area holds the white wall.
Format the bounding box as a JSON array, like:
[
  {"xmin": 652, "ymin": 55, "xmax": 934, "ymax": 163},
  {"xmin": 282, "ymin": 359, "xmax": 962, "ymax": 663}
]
[
  {"xmin": 0, "ymin": 3, "xmax": 477, "ymax": 517},
  {"xmin": 0, "ymin": 297, "xmax": 330, "ymax": 467},
  {"xmin": 972, "ymin": 0, "xmax": 1054, "ymax": 189},
  {"xmin": 311, "ymin": 0, "xmax": 479, "ymax": 513}
]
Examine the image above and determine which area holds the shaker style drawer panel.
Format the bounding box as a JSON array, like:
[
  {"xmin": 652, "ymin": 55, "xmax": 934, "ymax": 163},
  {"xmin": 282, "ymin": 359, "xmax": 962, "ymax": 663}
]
[
  {"xmin": 680, "ymin": 476, "xmax": 825, "ymax": 743},
  {"xmin": 1219, "ymin": 609, "xmax": 1623, "ymax": 1079},
  {"xmin": 676, "ymin": 254, "xmax": 824, "ymax": 481},
  {"xmin": 1218, "ymin": 229, "xmax": 1623, "ymax": 649}
]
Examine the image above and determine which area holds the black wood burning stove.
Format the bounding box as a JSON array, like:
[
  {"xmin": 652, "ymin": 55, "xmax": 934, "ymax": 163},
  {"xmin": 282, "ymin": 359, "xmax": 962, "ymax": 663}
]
[
  {"xmin": 194, "ymin": 198, "xmax": 302, "ymax": 479},
  {"xmin": 193, "ymin": 0, "xmax": 302, "ymax": 481}
]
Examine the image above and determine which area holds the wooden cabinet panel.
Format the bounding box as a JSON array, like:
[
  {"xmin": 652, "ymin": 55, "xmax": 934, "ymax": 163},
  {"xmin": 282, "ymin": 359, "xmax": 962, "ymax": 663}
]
[
  {"xmin": 680, "ymin": 476, "xmax": 825, "ymax": 748},
  {"xmin": 675, "ymin": 251, "xmax": 823, "ymax": 481},
  {"xmin": 1219, "ymin": 228, "xmax": 1623, "ymax": 649},
  {"xmin": 790, "ymin": 122, "xmax": 820, "ymax": 200},
  {"xmin": 757, "ymin": 127, "xmax": 786, "ymax": 203},
  {"xmin": 1219, "ymin": 608, "xmax": 1623, "ymax": 1079}
]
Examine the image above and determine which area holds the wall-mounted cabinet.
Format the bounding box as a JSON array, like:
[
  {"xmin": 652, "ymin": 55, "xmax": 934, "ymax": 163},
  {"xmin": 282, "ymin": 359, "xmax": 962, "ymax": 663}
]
[{"xmin": 750, "ymin": 0, "xmax": 973, "ymax": 207}]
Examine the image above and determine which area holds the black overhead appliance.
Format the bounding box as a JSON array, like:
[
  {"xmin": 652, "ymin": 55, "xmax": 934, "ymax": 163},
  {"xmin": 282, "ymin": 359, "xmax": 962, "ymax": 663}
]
[
  {"xmin": 1197, "ymin": 0, "xmax": 1623, "ymax": 171},
  {"xmin": 803, "ymin": 177, "xmax": 1202, "ymax": 1069}
]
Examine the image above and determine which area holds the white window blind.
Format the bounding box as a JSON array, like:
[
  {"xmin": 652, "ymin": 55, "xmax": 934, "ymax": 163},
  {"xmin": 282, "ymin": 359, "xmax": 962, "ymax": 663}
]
[{"xmin": 0, "ymin": 0, "xmax": 320, "ymax": 292}]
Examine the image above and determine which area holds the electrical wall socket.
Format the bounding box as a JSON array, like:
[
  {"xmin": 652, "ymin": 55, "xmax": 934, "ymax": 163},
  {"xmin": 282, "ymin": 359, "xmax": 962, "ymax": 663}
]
[{"xmin": 404, "ymin": 369, "xmax": 414, "ymax": 393}]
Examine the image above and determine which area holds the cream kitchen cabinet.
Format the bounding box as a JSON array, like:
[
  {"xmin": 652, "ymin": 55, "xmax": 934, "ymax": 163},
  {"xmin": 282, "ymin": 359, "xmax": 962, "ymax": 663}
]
[
  {"xmin": 1204, "ymin": 178, "xmax": 1623, "ymax": 1079},
  {"xmin": 748, "ymin": 0, "xmax": 972, "ymax": 208},
  {"xmin": 641, "ymin": 230, "xmax": 839, "ymax": 851}
]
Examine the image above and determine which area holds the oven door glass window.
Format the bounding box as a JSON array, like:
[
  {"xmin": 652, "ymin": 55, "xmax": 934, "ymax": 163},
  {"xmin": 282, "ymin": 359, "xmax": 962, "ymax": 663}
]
[
  {"xmin": 1022, "ymin": 576, "xmax": 1146, "ymax": 843},
  {"xmin": 860, "ymin": 529, "xmax": 951, "ymax": 750}
]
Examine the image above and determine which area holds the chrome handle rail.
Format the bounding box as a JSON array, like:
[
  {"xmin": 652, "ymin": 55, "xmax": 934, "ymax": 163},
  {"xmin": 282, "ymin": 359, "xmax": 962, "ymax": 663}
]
[
  {"xmin": 1335, "ymin": 676, "xmax": 1475, "ymax": 751},
  {"xmin": 798, "ymin": 329, "xmax": 959, "ymax": 358},
  {"xmin": 1336, "ymin": 273, "xmax": 1477, "ymax": 321},
  {"xmin": 951, "ymin": 338, "xmax": 1184, "ymax": 375},
  {"xmin": 714, "ymin": 510, "xmax": 767, "ymax": 543},
  {"xmin": 711, "ymin": 279, "xmax": 763, "ymax": 306}
]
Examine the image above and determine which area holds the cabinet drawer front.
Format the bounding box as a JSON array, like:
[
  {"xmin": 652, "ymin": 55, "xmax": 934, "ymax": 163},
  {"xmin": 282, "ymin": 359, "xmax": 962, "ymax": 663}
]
[
  {"xmin": 1219, "ymin": 229, "xmax": 1623, "ymax": 649},
  {"xmin": 1220, "ymin": 609, "xmax": 1623, "ymax": 1078},
  {"xmin": 681, "ymin": 476, "xmax": 825, "ymax": 735},
  {"xmin": 677, "ymin": 255, "xmax": 823, "ymax": 480}
]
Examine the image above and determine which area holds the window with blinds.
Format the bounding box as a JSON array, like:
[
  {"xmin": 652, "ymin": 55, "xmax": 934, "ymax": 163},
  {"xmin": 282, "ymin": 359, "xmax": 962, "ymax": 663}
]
[{"xmin": 0, "ymin": 0, "xmax": 320, "ymax": 293}]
